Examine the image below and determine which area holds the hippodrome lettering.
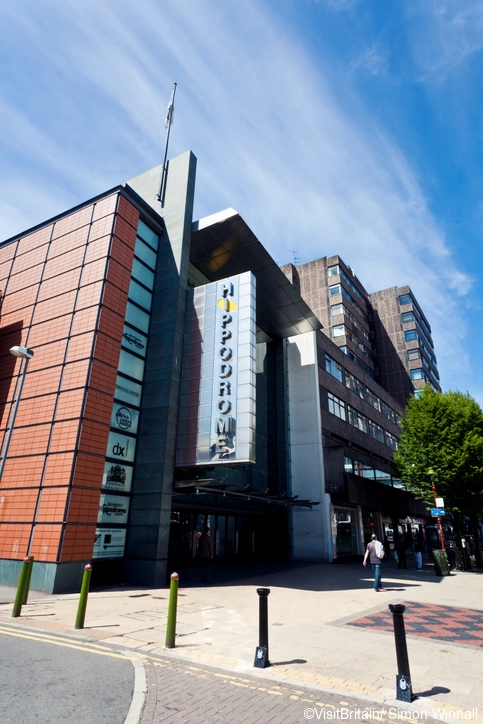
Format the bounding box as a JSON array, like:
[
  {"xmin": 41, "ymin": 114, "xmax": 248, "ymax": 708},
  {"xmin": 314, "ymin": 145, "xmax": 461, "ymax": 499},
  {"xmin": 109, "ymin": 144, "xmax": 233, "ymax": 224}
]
[{"xmin": 215, "ymin": 282, "xmax": 235, "ymax": 456}]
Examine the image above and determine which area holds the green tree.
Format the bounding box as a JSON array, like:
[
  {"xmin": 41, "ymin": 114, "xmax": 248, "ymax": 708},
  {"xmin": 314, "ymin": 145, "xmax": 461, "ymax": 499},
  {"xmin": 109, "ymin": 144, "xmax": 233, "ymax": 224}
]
[{"xmin": 394, "ymin": 387, "xmax": 483, "ymax": 562}]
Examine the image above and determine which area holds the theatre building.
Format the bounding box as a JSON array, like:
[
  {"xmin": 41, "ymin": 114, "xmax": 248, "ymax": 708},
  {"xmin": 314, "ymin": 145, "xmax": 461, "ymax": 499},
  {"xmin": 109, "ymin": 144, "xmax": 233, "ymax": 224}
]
[{"xmin": 0, "ymin": 151, "xmax": 430, "ymax": 592}]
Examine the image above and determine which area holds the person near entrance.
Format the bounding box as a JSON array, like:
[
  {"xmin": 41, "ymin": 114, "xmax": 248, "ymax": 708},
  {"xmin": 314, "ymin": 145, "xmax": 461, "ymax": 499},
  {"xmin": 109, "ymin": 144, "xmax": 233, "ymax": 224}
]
[
  {"xmin": 198, "ymin": 526, "xmax": 214, "ymax": 582},
  {"xmin": 363, "ymin": 533, "xmax": 384, "ymax": 591}
]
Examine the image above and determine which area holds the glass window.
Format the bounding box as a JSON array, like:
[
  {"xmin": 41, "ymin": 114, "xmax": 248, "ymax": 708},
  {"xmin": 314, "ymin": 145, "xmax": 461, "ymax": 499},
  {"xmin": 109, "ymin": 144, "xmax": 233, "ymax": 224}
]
[
  {"xmin": 134, "ymin": 238, "xmax": 157, "ymax": 270},
  {"xmin": 328, "ymin": 265, "xmax": 340, "ymax": 277},
  {"xmin": 399, "ymin": 294, "xmax": 412, "ymax": 306},
  {"xmin": 128, "ymin": 279, "xmax": 152, "ymax": 312},
  {"xmin": 401, "ymin": 311, "xmax": 414, "ymax": 323},
  {"xmin": 132, "ymin": 258, "xmax": 155, "ymax": 290},
  {"xmin": 137, "ymin": 219, "xmax": 159, "ymax": 250},
  {"xmin": 344, "ymin": 457, "xmax": 353, "ymax": 474},
  {"xmin": 407, "ymin": 349, "xmax": 420, "ymax": 361},
  {"xmin": 385, "ymin": 431, "xmax": 398, "ymax": 450},
  {"xmin": 330, "ymin": 304, "xmax": 343, "ymax": 316},
  {"xmin": 122, "ymin": 324, "xmax": 148, "ymax": 358},
  {"xmin": 404, "ymin": 330, "xmax": 417, "ymax": 342},
  {"xmin": 332, "ymin": 324, "xmax": 345, "ymax": 338},
  {"xmin": 328, "ymin": 392, "xmax": 346, "ymax": 420},
  {"xmin": 410, "ymin": 368, "xmax": 425, "ymax": 380},
  {"xmin": 118, "ymin": 349, "xmax": 145, "ymax": 381},
  {"xmin": 329, "ymin": 284, "xmax": 342, "ymax": 297},
  {"xmin": 325, "ymin": 354, "xmax": 343, "ymax": 382},
  {"xmin": 347, "ymin": 405, "xmax": 368, "ymax": 433},
  {"xmin": 125, "ymin": 301, "xmax": 150, "ymax": 333}
]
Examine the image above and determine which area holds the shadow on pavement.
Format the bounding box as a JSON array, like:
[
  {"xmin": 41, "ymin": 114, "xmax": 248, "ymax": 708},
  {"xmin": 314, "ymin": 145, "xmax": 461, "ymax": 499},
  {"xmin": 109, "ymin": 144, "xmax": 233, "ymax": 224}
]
[{"xmin": 169, "ymin": 557, "xmax": 443, "ymax": 593}]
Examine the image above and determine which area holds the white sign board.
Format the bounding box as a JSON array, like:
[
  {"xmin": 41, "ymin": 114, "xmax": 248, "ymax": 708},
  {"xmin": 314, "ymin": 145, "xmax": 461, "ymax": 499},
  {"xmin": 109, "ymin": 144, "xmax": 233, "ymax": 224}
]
[{"xmin": 175, "ymin": 271, "xmax": 256, "ymax": 466}]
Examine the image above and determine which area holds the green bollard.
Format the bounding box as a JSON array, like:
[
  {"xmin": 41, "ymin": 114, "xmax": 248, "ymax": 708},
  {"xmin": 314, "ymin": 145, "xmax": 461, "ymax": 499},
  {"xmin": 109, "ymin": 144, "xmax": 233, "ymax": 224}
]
[
  {"xmin": 165, "ymin": 572, "xmax": 179, "ymax": 648},
  {"xmin": 75, "ymin": 564, "xmax": 93, "ymax": 629},
  {"xmin": 22, "ymin": 556, "xmax": 35, "ymax": 605},
  {"xmin": 12, "ymin": 557, "xmax": 30, "ymax": 618}
]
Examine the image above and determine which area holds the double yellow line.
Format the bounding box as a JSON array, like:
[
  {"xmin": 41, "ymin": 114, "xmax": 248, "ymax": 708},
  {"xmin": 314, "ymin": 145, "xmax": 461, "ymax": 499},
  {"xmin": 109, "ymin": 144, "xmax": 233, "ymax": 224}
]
[{"xmin": 0, "ymin": 625, "xmax": 139, "ymax": 660}]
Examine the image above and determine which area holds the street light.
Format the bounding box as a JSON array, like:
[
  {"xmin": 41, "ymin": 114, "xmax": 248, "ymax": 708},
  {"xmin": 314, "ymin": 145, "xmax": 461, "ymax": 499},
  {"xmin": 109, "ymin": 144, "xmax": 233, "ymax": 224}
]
[
  {"xmin": 427, "ymin": 468, "xmax": 445, "ymax": 551},
  {"xmin": 0, "ymin": 346, "xmax": 34, "ymax": 479}
]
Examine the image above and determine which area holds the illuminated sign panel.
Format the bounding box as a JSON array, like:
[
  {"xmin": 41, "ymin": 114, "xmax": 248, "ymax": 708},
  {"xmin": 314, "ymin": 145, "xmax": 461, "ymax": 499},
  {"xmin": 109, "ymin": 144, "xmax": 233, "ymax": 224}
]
[{"xmin": 176, "ymin": 271, "xmax": 256, "ymax": 466}]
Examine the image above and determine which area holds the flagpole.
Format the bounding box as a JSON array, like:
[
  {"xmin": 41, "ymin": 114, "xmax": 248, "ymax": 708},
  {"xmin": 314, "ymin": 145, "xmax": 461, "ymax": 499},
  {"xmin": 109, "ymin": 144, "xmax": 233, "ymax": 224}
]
[{"xmin": 157, "ymin": 82, "xmax": 177, "ymax": 207}]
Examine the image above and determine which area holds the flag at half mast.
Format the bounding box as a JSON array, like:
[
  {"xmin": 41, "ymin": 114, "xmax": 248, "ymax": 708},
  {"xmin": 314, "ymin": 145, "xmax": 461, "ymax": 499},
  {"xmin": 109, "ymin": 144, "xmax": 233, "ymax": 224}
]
[{"xmin": 165, "ymin": 84, "xmax": 176, "ymax": 129}]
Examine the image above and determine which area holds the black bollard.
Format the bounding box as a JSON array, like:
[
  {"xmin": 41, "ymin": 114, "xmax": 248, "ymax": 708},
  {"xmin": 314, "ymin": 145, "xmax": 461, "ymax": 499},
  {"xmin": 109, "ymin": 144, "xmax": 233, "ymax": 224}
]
[
  {"xmin": 389, "ymin": 604, "xmax": 412, "ymax": 702},
  {"xmin": 254, "ymin": 588, "xmax": 270, "ymax": 668}
]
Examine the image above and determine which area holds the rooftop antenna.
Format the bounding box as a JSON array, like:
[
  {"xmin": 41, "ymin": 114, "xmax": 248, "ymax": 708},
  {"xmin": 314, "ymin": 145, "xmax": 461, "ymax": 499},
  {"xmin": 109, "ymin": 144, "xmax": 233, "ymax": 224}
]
[
  {"xmin": 289, "ymin": 250, "xmax": 301, "ymax": 265},
  {"xmin": 157, "ymin": 83, "xmax": 177, "ymax": 207}
]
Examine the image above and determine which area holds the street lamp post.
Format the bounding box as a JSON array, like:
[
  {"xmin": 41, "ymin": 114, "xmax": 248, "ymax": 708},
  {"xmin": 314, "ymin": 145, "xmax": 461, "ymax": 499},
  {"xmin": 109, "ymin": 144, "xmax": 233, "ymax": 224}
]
[
  {"xmin": 0, "ymin": 346, "xmax": 34, "ymax": 480},
  {"xmin": 427, "ymin": 468, "xmax": 445, "ymax": 551}
]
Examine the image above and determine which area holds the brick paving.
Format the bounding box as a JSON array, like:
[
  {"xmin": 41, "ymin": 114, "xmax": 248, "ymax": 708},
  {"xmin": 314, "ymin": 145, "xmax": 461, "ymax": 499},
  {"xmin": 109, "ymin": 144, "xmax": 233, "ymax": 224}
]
[
  {"xmin": 348, "ymin": 601, "xmax": 483, "ymax": 647},
  {"xmin": 140, "ymin": 654, "xmax": 436, "ymax": 723}
]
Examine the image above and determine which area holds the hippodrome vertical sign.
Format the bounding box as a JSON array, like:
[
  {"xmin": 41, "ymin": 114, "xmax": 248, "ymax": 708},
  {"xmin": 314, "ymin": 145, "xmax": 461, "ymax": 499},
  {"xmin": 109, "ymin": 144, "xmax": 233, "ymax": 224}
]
[{"xmin": 175, "ymin": 271, "xmax": 256, "ymax": 466}]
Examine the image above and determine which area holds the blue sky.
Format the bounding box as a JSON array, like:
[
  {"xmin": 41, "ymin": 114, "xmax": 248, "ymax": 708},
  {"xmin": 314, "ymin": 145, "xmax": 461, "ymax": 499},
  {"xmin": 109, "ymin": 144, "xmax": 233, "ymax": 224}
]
[{"xmin": 1, "ymin": 1, "xmax": 482, "ymax": 404}]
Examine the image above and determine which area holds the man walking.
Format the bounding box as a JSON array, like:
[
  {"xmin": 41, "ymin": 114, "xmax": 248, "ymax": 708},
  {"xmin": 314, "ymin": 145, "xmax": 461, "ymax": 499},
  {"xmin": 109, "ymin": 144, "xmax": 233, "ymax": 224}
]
[{"xmin": 363, "ymin": 533, "xmax": 384, "ymax": 591}]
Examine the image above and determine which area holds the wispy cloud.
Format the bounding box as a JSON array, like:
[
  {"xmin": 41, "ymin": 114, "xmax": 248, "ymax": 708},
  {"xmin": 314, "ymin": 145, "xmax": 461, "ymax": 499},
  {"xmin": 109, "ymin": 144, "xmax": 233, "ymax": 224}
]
[{"xmin": 0, "ymin": 0, "xmax": 476, "ymax": 390}]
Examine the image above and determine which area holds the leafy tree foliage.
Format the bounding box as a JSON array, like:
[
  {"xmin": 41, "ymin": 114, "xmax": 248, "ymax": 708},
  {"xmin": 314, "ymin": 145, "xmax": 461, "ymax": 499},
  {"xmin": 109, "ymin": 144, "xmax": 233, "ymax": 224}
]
[{"xmin": 394, "ymin": 387, "xmax": 483, "ymax": 516}]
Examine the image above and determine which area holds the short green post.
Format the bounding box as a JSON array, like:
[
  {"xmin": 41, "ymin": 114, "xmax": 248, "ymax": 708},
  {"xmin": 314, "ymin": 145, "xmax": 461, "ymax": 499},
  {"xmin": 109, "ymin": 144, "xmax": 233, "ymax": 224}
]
[
  {"xmin": 165, "ymin": 572, "xmax": 179, "ymax": 648},
  {"xmin": 12, "ymin": 557, "xmax": 30, "ymax": 618},
  {"xmin": 22, "ymin": 556, "xmax": 35, "ymax": 605},
  {"xmin": 75, "ymin": 564, "xmax": 92, "ymax": 630}
]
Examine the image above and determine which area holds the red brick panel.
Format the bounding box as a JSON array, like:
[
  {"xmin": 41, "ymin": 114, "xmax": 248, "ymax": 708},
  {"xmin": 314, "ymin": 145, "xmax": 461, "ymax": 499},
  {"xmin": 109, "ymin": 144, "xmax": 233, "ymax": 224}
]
[
  {"xmin": 42, "ymin": 452, "xmax": 75, "ymax": 487},
  {"xmin": 0, "ymin": 489, "xmax": 38, "ymax": 522},
  {"xmin": 97, "ymin": 307, "xmax": 124, "ymax": 341},
  {"xmin": 92, "ymin": 194, "xmax": 118, "ymax": 221},
  {"xmin": 117, "ymin": 195, "xmax": 140, "ymax": 230},
  {"xmin": 60, "ymin": 524, "xmax": 97, "ymax": 561},
  {"xmin": 60, "ymin": 360, "xmax": 90, "ymax": 391},
  {"xmin": 15, "ymin": 394, "xmax": 57, "ymax": 427},
  {"xmin": 49, "ymin": 420, "xmax": 81, "ymax": 453},
  {"xmin": 113, "ymin": 216, "xmax": 137, "ymax": 250},
  {"xmin": 67, "ymin": 488, "xmax": 102, "ymax": 524},
  {"xmin": 75, "ymin": 281, "xmax": 103, "ymax": 311},
  {"xmin": 1, "ymin": 285, "xmax": 39, "ymax": 316},
  {"xmin": 8, "ymin": 423, "xmax": 52, "ymax": 457},
  {"xmin": 37, "ymin": 268, "xmax": 82, "ymax": 302},
  {"xmin": 27, "ymin": 339, "xmax": 69, "ymax": 373},
  {"xmin": 28, "ymin": 314, "xmax": 73, "ymax": 347},
  {"xmin": 47, "ymin": 226, "xmax": 91, "ymax": 261},
  {"xmin": 29, "ymin": 523, "xmax": 63, "ymax": 561},
  {"xmin": 84, "ymin": 235, "xmax": 111, "ymax": 265},
  {"xmin": 0, "ymin": 524, "xmax": 31, "ymax": 558},
  {"xmin": 78, "ymin": 420, "xmax": 110, "ymax": 457},
  {"xmin": 66, "ymin": 333, "xmax": 95, "ymax": 363},
  {"xmin": 89, "ymin": 216, "xmax": 116, "ymax": 243},
  {"xmin": 94, "ymin": 332, "xmax": 122, "ymax": 368},
  {"xmin": 21, "ymin": 366, "xmax": 63, "ymax": 399},
  {"xmin": 5, "ymin": 263, "xmax": 44, "ymax": 294},
  {"xmin": 0, "ymin": 455, "xmax": 45, "ymax": 489},
  {"xmin": 43, "ymin": 245, "xmax": 85, "ymax": 279},
  {"xmin": 70, "ymin": 307, "xmax": 99, "ymax": 337},
  {"xmin": 83, "ymin": 388, "xmax": 113, "ymax": 426},
  {"xmin": 80, "ymin": 257, "xmax": 108, "ymax": 287},
  {"xmin": 88, "ymin": 359, "xmax": 117, "ymax": 395},
  {"xmin": 54, "ymin": 389, "xmax": 85, "ymax": 422},
  {"xmin": 72, "ymin": 453, "xmax": 105, "ymax": 489},
  {"xmin": 35, "ymin": 488, "xmax": 69, "ymax": 523},
  {"xmin": 110, "ymin": 236, "xmax": 136, "ymax": 270},
  {"xmin": 51, "ymin": 208, "xmax": 94, "ymax": 239},
  {"xmin": 32, "ymin": 290, "xmax": 78, "ymax": 325}
]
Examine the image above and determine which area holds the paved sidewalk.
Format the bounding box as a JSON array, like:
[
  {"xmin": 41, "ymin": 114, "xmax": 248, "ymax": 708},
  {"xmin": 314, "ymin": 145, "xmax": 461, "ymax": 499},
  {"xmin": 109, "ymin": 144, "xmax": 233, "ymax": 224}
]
[{"xmin": 1, "ymin": 559, "xmax": 482, "ymax": 720}]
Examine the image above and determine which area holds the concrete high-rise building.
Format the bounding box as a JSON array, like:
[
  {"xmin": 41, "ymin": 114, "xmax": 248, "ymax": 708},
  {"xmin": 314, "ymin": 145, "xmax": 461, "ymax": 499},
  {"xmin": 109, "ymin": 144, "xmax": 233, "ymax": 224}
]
[{"xmin": 282, "ymin": 255, "xmax": 441, "ymax": 408}]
